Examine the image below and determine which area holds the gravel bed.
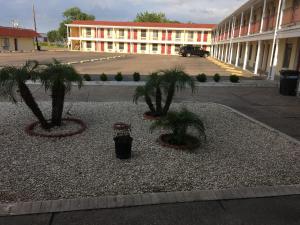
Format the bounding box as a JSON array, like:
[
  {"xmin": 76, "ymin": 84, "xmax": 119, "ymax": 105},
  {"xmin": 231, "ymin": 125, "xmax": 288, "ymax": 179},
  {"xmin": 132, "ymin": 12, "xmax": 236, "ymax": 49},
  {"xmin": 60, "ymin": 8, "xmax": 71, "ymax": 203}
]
[{"xmin": 0, "ymin": 102, "xmax": 299, "ymax": 203}]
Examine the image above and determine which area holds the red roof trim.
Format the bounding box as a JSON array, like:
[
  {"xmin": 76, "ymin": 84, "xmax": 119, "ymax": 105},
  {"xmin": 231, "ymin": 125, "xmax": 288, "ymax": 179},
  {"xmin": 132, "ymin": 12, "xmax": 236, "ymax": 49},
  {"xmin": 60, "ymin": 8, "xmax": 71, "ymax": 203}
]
[
  {"xmin": 71, "ymin": 20, "xmax": 216, "ymax": 29},
  {"xmin": 0, "ymin": 26, "xmax": 38, "ymax": 38}
]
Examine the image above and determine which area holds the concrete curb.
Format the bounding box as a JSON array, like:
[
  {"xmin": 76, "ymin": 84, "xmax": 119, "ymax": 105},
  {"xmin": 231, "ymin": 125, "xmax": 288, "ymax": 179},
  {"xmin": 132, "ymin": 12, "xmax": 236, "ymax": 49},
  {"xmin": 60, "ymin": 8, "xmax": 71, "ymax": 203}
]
[
  {"xmin": 65, "ymin": 55, "xmax": 125, "ymax": 65},
  {"xmin": 0, "ymin": 185, "xmax": 299, "ymax": 216}
]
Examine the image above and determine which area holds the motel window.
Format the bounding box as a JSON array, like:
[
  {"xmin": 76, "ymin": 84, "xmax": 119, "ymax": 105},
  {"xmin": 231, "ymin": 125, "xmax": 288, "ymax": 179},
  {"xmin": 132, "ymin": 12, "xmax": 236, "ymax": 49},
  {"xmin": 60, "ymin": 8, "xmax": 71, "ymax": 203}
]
[
  {"xmin": 141, "ymin": 43, "xmax": 146, "ymax": 51},
  {"xmin": 86, "ymin": 28, "xmax": 92, "ymax": 37},
  {"xmin": 175, "ymin": 45, "xmax": 181, "ymax": 52},
  {"xmin": 3, "ymin": 38, "xmax": 9, "ymax": 49},
  {"xmin": 119, "ymin": 29, "xmax": 124, "ymax": 38},
  {"xmin": 119, "ymin": 43, "xmax": 124, "ymax": 50},
  {"xmin": 107, "ymin": 29, "xmax": 112, "ymax": 38},
  {"xmin": 141, "ymin": 30, "xmax": 147, "ymax": 39},
  {"xmin": 282, "ymin": 43, "xmax": 293, "ymax": 68},
  {"xmin": 86, "ymin": 41, "xmax": 92, "ymax": 49},
  {"xmin": 108, "ymin": 42, "xmax": 113, "ymax": 49},
  {"xmin": 152, "ymin": 44, "xmax": 158, "ymax": 51},
  {"xmin": 175, "ymin": 31, "xmax": 181, "ymax": 39},
  {"xmin": 188, "ymin": 31, "xmax": 194, "ymax": 40},
  {"xmin": 152, "ymin": 30, "xmax": 158, "ymax": 40}
]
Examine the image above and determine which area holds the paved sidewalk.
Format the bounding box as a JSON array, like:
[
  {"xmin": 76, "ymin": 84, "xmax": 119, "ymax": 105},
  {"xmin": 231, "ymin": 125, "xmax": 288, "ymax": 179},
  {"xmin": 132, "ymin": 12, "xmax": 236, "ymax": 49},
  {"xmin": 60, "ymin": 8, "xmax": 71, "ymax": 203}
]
[{"xmin": 0, "ymin": 195, "xmax": 299, "ymax": 225}]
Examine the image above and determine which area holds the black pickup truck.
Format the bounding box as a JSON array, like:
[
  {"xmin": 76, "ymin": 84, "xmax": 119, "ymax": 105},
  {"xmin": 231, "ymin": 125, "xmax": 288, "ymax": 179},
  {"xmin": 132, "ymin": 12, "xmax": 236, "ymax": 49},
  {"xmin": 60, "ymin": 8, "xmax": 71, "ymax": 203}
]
[{"xmin": 179, "ymin": 45, "xmax": 210, "ymax": 58}]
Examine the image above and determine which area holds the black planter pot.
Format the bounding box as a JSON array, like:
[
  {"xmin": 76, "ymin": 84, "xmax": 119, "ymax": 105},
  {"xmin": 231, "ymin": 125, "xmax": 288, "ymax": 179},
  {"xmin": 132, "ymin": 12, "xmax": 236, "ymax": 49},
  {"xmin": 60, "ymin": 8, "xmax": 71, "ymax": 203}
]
[{"xmin": 114, "ymin": 135, "xmax": 133, "ymax": 159}]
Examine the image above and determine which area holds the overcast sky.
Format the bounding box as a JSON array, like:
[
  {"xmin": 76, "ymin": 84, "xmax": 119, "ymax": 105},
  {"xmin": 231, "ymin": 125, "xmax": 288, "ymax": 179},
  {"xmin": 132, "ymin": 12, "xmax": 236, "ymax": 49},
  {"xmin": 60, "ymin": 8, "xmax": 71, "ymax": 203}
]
[{"xmin": 0, "ymin": 0, "xmax": 246, "ymax": 33}]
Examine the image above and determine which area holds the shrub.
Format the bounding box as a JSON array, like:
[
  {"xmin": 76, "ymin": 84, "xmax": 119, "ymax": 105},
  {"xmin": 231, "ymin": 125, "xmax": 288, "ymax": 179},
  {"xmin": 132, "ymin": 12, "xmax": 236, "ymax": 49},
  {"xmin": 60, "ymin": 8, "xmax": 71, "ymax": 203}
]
[
  {"xmin": 115, "ymin": 72, "xmax": 123, "ymax": 81},
  {"xmin": 83, "ymin": 74, "xmax": 91, "ymax": 81},
  {"xmin": 213, "ymin": 73, "xmax": 221, "ymax": 82},
  {"xmin": 229, "ymin": 74, "xmax": 239, "ymax": 83},
  {"xmin": 133, "ymin": 72, "xmax": 141, "ymax": 82},
  {"xmin": 196, "ymin": 73, "xmax": 207, "ymax": 82},
  {"xmin": 100, "ymin": 73, "xmax": 108, "ymax": 81}
]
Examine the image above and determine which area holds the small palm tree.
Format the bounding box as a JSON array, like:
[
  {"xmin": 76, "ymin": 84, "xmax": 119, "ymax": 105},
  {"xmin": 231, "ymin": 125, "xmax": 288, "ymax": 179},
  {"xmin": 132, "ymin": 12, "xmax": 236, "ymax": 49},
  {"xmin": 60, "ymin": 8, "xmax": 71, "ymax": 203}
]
[
  {"xmin": 40, "ymin": 59, "xmax": 83, "ymax": 126},
  {"xmin": 133, "ymin": 67, "xmax": 195, "ymax": 117},
  {"xmin": 150, "ymin": 108, "xmax": 206, "ymax": 147},
  {"xmin": 0, "ymin": 61, "xmax": 51, "ymax": 129}
]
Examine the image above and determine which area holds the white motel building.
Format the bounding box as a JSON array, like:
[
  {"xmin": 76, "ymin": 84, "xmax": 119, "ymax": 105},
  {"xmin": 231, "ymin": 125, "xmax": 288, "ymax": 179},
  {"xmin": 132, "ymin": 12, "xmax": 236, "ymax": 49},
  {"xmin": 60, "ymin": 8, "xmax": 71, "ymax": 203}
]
[
  {"xmin": 66, "ymin": 21, "xmax": 215, "ymax": 55},
  {"xmin": 211, "ymin": 0, "xmax": 300, "ymax": 80}
]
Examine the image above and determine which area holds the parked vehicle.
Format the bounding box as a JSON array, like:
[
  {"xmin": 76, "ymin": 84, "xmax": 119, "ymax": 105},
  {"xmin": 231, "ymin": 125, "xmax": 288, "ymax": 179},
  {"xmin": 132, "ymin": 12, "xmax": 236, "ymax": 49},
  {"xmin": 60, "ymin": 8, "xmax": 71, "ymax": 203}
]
[{"xmin": 179, "ymin": 45, "xmax": 210, "ymax": 57}]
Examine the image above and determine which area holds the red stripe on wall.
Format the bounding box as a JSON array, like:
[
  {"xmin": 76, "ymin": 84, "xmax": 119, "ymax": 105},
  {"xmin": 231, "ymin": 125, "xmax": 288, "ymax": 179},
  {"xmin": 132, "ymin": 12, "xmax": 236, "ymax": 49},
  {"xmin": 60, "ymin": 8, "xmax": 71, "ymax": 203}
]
[
  {"xmin": 134, "ymin": 30, "xmax": 137, "ymax": 40},
  {"xmin": 203, "ymin": 31, "xmax": 208, "ymax": 42},
  {"xmin": 168, "ymin": 31, "xmax": 172, "ymax": 40},
  {"xmin": 162, "ymin": 31, "xmax": 166, "ymax": 41},
  {"xmin": 197, "ymin": 32, "xmax": 202, "ymax": 42}
]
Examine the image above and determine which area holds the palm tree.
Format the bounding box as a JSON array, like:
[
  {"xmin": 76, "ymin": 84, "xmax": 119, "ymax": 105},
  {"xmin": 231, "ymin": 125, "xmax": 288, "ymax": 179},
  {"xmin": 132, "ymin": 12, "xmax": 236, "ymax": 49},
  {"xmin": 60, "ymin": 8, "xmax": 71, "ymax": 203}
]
[
  {"xmin": 160, "ymin": 67, "xmax": 195, "ymax": 115},
  {"xmin": 134, "ymin": 68, "xmax": 195, "ymax": 118},
  {"xmin": 40, "ymin": 59, "xmax": 83, "ymax": 126},
  {"xmin": 0, "ymin": 61, "xmax": 51, "ymax": 129},
  {"xmin": 150, "ymin": 108, "xmax": 206, "ymax": 146}
]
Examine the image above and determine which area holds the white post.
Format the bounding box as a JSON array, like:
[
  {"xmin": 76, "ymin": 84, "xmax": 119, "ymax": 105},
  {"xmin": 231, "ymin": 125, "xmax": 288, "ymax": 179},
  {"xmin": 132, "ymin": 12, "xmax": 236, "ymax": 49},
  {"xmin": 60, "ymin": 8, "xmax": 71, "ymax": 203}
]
[
  {"xmin": 278, "ymin": 0, "xmax": 286, "ymax": 30},
  {"xmin": 254, "ymin": 40, "xmax": 262, "ymax": 75},
  {"xmin": 239, "ymin": 12, "xmax": 244, "ymax": 37},
  {"xmin": 225, "ymin": 44, "xmax": 229, "ymax": 62},
  {"xmin": 235, "ymin": 42, "xmax": 241, "ymax": 67},
  {"xmin": 243, "ymin": 42, "xmax": 249, "ymax": 70},
  {"xmin": 248, "ymin": 6, "xmax": 254, "ymax": 35},
  {"xmin": 269, "ymin": 39, "xmax": 279, "ymax": 80},
  {"xmin": 260, "ymin": 0, "xmax": 267, "ymax": 33},
  {"xmin": 221, "ymin": 44, "xmax": 225, "ymax": 61}
]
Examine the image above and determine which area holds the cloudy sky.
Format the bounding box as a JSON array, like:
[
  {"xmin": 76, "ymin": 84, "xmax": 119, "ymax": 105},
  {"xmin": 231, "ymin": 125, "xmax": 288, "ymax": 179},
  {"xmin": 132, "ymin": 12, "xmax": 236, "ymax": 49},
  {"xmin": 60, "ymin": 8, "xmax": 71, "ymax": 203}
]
[{"xmin": 1, "ymin": 0, "xmax": 246, "ymax": 33}]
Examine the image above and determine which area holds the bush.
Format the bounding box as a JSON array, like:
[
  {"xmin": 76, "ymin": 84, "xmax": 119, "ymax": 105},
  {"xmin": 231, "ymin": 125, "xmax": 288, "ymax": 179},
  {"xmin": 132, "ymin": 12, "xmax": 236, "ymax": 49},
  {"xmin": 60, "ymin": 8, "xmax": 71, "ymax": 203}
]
[
  {"xmin": 213, "ymin": 73, "xmax": 221, "ymax": 82},
  {"xmin": 83, "ymin": 74, "xmax": 91, "ymax": 81},
  {"xmin": 133, "ymin": 72, "xmax": 141, "ymax": 82},
  {"xmin": 115, "ymin": 72, "xmax": 123, "ymax": 81},
  {"xmin": 100, "ymin": 73, "xmax": 108, "ymax": 81},
  {"xmin": 196, "ymin": 73, "xmax": 207, "ymax": 82},
  {"xmin": 229, "ymin": 74, "xmax": 239, "ymax": 83}
]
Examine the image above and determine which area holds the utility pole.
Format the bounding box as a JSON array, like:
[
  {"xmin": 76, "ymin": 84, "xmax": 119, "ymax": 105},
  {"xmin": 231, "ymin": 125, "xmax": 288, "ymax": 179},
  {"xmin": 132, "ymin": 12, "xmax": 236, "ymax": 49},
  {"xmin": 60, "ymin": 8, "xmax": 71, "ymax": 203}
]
[{"xmin": 33, "ymin": 2, "xmax": 40, "ymax": 51}]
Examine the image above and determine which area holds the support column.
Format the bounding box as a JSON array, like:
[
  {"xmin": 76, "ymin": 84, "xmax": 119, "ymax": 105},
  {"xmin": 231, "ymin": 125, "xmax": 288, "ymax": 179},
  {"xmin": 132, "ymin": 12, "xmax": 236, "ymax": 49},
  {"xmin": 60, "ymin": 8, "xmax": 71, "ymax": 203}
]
[
  {"xmin": 254, "ymin": 40, "xmax": 262, "ymax": 75},
  {"xmin": 260, "ymin": 0, "xmax": 267, "ymax": 33},
  {"xmin": 218, "ymin": 45, "xmax": 221, "ymax": 60},
  {"xmin": 268, "ymin": 39, "xmax": 279, "ymax": 80},
  {"xmin": 225, "ymin": 44, "xmax": 229, "ymax": 62},
  {"xmin": 235, "ymin": 42, "xmax": 241, "ymax": 67},
  {"xmin": 239, "ymin": 12, "xmax": 244, "ymax": 37},
  {"xmin": 221, "ymin": 44, "xmax": 224, "ymax": 61},
  {"xmin": 243, "ymin": 42, "xmax": 249, "ymax": 70},
  {"xmin": 248, "ymin": 6, "xmax": 254, "ymax": 35}
]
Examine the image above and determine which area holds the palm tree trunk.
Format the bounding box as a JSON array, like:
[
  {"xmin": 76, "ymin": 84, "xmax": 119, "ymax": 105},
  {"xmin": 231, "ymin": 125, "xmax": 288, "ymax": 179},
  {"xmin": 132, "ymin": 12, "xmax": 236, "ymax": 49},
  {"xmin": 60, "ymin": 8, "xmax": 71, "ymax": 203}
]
[
  {"xmin": 145, "ymin": 94, "xmax": 155, "ymax": 113},
  {"xmin": 18, "ymin": 82, "xmax": 50, "ymax": 130},
  {"xmin": 162, "ymin": 84, "xmax": 175, "ymax": 115},
  {"xmin": 51, "ymin": 83, "xmax": 65, "ymax": 126},
  {"xmin": 155, "ymin": 87, "xmax": 162, "ymax": 115}
]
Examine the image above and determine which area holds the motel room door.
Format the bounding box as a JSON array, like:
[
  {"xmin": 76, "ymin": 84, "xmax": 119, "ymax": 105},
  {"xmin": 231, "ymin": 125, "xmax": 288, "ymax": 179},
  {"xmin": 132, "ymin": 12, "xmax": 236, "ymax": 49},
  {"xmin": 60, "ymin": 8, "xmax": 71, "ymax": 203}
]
[
  {"xmin": 134, "ymin": 43, "xmax": 137, "ymax": 53},
  {"xmin": 161, "ymin": 44, "xmax": 165, "ymax": 54},
  {"xmin": 167, "ymin": 44, "xmax": 171, "ymax": 55},
  {"xmin": 14, "ymin": 38, "xmax": 18, "ymax": 51}
]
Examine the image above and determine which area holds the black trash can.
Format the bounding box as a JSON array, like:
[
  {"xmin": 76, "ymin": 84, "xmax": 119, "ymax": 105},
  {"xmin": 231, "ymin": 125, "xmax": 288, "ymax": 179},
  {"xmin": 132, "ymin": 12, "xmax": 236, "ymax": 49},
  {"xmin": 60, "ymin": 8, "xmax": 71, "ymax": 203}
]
[
  {"xmin": 279, "ymin": 70, "xmax": 299, "ymax": 96},
  {"xmin": 113, "ymin": 123, "xmax": 132, "ymax": 159},
  {"xmin": 114, "ymin": 135, "xmax": 133, "ymax": 159}
]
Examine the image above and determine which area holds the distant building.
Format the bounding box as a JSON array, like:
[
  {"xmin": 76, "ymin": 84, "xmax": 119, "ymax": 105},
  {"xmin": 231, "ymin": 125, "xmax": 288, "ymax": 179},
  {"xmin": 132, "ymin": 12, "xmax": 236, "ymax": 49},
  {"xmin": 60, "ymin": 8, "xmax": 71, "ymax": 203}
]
[
  {"xmin": 66, "ymin": 21, "xmax": 215, "ymax": 55},
  {"xmin": 0, "ymin": 26, "xmax": 38, "ymax": 52},
  {"xmin": 37, "ymin": 33, "xmax": 48, "ymax": 42},
  {"xmin": 211, "ymin": 0, "xmax": 300, "ymax": 80}
]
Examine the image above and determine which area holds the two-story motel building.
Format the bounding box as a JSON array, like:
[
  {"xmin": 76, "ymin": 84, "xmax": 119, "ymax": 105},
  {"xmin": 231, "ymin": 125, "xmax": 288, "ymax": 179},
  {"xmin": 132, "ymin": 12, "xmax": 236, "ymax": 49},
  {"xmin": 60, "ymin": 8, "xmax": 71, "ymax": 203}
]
[
  {"xmin": 66, "ymin": 21, "xmax": 215, "ymax": 55},
  {"xmin": 211, "ymin": 0, "xmax": 300, "ymax": 80}
]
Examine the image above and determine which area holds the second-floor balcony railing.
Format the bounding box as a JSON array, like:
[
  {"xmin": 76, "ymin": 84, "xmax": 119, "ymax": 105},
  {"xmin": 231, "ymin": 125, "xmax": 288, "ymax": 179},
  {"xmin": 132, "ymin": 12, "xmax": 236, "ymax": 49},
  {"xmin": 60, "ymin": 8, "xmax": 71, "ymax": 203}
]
[
  {"xmin": 250, "ymin": 21, "xmax": 261, "ymax": 34},
  {"xmin": 282, "ymin": 6, "xmax": 300, "ymax": 25},
  {"xmin": 262, "ymin": 15, "xmax": 276, "ymax": 31}
]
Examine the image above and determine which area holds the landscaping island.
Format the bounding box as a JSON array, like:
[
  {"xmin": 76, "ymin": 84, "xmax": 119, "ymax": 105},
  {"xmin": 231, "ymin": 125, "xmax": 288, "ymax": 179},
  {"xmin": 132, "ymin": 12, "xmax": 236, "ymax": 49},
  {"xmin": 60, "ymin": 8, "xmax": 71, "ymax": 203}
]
[{"xmin": 0, "ymin": 102, "xmax": 299, "ymax": 203}]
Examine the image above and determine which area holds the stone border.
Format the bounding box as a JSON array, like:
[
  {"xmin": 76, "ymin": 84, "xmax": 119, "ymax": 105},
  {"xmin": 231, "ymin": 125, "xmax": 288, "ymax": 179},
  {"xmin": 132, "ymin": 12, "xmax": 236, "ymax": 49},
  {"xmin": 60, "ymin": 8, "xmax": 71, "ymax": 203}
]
[{"xmin": 0, "ymin": 185, "xmax": 299, "ymax": 216}]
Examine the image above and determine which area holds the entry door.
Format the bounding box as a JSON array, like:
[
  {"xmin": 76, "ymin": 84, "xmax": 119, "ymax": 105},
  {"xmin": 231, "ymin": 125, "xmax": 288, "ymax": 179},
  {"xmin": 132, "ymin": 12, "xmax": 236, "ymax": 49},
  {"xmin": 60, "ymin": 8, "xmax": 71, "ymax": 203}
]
[
  {"xmin": 14, "ymin": 38, "xmax": 18, "ymax": 51},
  {"xmin": 134, "ymin": 43, "xmax": 137, "ymax": 53},
  {"xmin": 167, "ymin": 44, "xmax": 171, "ymax": 55},
  {"xmin": 127, "ymin": 43, "xmax": 131, "ymax": 53},
  {"xmin": 161, "ymin": 44, "xmax": 165, "ymax": 54}
]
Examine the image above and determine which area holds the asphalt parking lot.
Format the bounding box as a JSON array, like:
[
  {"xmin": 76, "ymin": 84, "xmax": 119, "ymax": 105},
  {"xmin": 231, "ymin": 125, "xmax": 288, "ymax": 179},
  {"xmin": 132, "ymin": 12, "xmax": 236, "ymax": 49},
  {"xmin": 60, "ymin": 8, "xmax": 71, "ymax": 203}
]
[{"xmin": 0, "ymin": 51, "xmax": 249, "ymax": 76}]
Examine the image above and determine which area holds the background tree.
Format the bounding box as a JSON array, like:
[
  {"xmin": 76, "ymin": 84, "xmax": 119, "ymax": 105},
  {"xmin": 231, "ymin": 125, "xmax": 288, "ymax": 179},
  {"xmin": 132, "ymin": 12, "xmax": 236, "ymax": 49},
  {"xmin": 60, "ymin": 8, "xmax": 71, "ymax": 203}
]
[
  {"xmin": 47, "ymin": 30, "xmax": 62, "ymax": 43},
  {"xmin": 58, "ymin": 7, "xmax": 95, "ymax": 39},
  {"xmin": 134, "ymin": 11, "xmax": 179, "ymax": 23}
]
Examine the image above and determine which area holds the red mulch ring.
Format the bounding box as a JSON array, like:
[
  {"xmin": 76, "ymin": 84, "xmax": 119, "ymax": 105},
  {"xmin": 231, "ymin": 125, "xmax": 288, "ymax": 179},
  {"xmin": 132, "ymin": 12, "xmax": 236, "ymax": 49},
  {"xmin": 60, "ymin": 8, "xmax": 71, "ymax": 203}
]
[{"xmin": 158, "ymin": 134, "xmax": 200, "ymax": 150}]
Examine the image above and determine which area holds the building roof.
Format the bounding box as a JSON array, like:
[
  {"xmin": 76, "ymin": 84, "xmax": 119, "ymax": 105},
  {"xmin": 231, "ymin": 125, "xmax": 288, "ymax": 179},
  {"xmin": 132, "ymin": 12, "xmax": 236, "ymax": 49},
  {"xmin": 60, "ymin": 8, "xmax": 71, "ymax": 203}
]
[
  {"xmin": 0, "ymin": 26, "xmax": 38, "ymax": 38},
  {"xmin": 70, "ymin": 20, "xmax": 216, "ymax": 29}
]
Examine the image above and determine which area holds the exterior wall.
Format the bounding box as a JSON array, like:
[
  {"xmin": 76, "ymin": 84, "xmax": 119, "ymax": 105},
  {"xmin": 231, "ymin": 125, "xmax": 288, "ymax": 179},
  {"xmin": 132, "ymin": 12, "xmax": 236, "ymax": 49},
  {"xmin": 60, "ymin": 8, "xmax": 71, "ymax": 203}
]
[
  {"xmin": 0, "ymin": 37, "xmax": 34, "ymax": 51},
  {"xmin": 67, "ymin": 25, "xmax": 213, "ymax": 55},
  {"xmin": 211, "ymin": 0, "xmax": 300, "ymax": 80}
]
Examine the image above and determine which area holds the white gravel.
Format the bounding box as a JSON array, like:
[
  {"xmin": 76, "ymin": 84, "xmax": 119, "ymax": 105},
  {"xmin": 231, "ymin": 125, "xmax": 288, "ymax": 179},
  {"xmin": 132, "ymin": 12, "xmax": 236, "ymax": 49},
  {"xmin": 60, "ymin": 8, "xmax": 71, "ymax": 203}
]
[{"xmin": 0, "ymin": 102, "xmax": 299, "ymax": 203}]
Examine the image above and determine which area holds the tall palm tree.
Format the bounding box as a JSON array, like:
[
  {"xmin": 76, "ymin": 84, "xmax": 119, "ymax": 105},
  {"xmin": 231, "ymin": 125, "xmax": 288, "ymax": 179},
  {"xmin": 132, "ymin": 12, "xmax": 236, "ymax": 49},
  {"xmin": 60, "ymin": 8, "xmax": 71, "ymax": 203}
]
[
  {"xmin": 150, "ymin": 108, "xmax": 206, "ymax": 146},
  {"xmin": 160, "ymin": 67, "xmax": 195, "ymax": 115},
  {"xmin": 40, "ymin": 59, "xmax": 83, "ymax": 126},
  {"xmin": 0, "ymin": 61, "xmax": 51, "ymax": 129}
]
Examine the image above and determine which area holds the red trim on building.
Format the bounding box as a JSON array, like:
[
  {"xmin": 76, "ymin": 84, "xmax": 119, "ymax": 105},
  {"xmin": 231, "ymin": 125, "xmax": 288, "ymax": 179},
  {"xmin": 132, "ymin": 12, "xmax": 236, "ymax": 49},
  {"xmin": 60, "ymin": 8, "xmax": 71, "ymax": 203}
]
[
  {"xmin": 133, "ymin": 30, "xmax": 137, "ymax": 39},
  {"xmin": 71, "ymin": 20, "xmax": 216, "ymax": 29},
  {"xmin": 0, "ymin": 26, "xmax": 38, "ymax": 38},
  {"xmin": 168, "ymin": 31, "xmax": 172, "ymax": 40},
  {"xmin": 162, "ymin": 31, "xmax": 166, "ymax": 40}
]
